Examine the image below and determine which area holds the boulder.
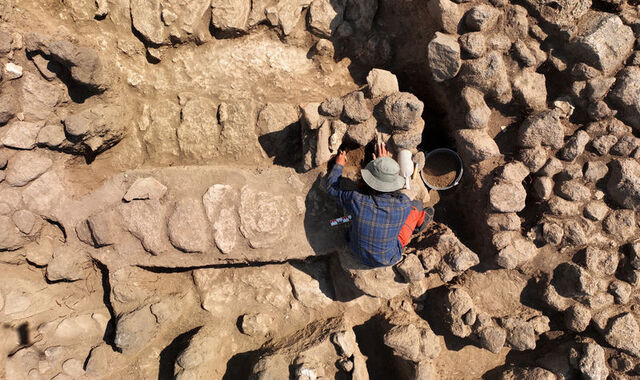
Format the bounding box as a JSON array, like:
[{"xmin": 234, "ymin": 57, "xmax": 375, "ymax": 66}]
[
  {"xmin": 584, "ymin": 246, "xmax": 619, "ymax": 277},
  {"xmin": 489, "ymin": 182, "xmax": 527, "ymax": 212},
  {"xmin": 542, "ymin": 222, "xmax": 564, "ymax": 246},
  {"xmin": 382, "ymin": 92, "xmax": 424, "ymax": 131},
  {"xmin": 115, "ymin": 306, "xmax": 159, "ymax": 354},
  {"xmin": 533, "ymin": 176, "xmax": 553, "ymax": 200},
  {"xmin": 517, "ymin": 109, "xmax": 565, "ymax": 149},
  {"xmin": 556, "ymin": 180, "xmax": 591, "ymax": 201},
  {"xmin": 22, "ymin": 172, "xmax": 67, "ymax": 219},
  {"xmin": 211, "ymin": 0, "xmax": 251, "ymax": 34},
  {"xmin": 12, "ymin": 209, "xmax": 42, "ymax": 236},
  {"xmin": 559, "ymin": 130, "xmax": 589, "ymax": 161},
  {"xmin": 167, "ymin": 199, "xmax": 211, "ymax": 253},
  {"xmin": 609, "ymin": 67, "xmax": 640, "ymax": 130},
  {"xmin": 177, "ymin": 97, "xmax": 221, "ymax": 161},
  {"xmin": 20, "ymin": 72, "xmax": 60, "ymax": 122},
  {"xmin": 552, "ymin": 262, "xmax": 598, "ymax": 298},
  {"xmin": 565, "ymin": 304, "xmax": 591, "ymax": 332},
  {"xmin": 608, "ymin": 280, "xmax": 632, "ymax": 304},
  {"xmin": 603, "ymin": 209, "xmax": 636, "ymax": 241},
  {"xmin": 577, "ymin": 343, "xmax": 609, "ymax": 380},
  {"xmin": 383, "ymin": 323, "xmax": 441, "ymax": 362},
  {"xmin": 1, "ymin": 121, "xmax": 42, "ymax": 150},
  {"xmin": 4, "ymin": 151, "xmax": 52, "ymax": 187},
  {"xmin": 610, "ymin": 135, "xmax": 639, "ymax": 156},
  {"xmin": 547, "ymin": 196, "xmax": 580, "ymax": 217},
  {"xmin": 0, "ymin": 85, "xmax": 18, "ymax": 124},
  {"xmin": 63, "ymin": 103, "xmax": 127, "ymax": 154},
  {"xmin": 455, "ymin": 129, "xmax": 500, "ymax": 162},
  {"xmin": 583, "ymin": 201, "xmax": 609, "ymax": 221},
  {"xmin": 129, "ymin": 0, "xmax": 166, "ymax": 44},
  {"xmin": 487, "ymin": 213, "xmax": 520, "ymax": 231},
  {"xmin": 584, "ymin": 161, "xmax": 608, "ymax": 183},
  {"xmin": 459, "ymin": 51, "xmax": 512, "ymax": 104},
  {"xmin": 319, "ymin": 97, "xmax": 343, "ymax": 117},
  {"xmin": 444, "ymin": 287, "xmax": 474, "ymax": 338},
  {"xmin": 0, "ymin": 216, "xmax": 24, "ymax": 251},
  {"xmin": 501, "ymin": 319, "xmax": 537, "ymax": 351},
  {"xmin": 461, "ymin": 86, "xmax": 490, "ymax": 129},
  {"xmin": 428, "ymin": 0, "xmax": 463, "ymax": 34},
  {"xmin": 603, "ymin": 313, "xmax": 640, "ymax": 357},
  {"xmin": 607, "ymin": 159, "xmax": 640, "ymax": 209},
  {"xmin": 345, "ymin": 117, "xmax": 377, "ymax": 146},
  {"xmin": 465, "ymin": 5, "xmax": 499, "ymax": 31},
  {"xmin": 519, "ymin": 146, "xmax": 548, "ymax": 172},
  {"xmin": 342, "ymin": 91, "xmax": 372, "ymax": 123},
  {"xmin": 396, "ymin": 254, "xmax": 425, "ymax": 282},
  {"xmin": 573, "ymin": 14, "xmax": 634, "ymax": 76},
  {"xmin": 307, "ymin": 0, "xmax": 344, "ymax": 38},
  {"xmin": 123, "ymin": 177, "xmax": 167, "ymax": 201},
  {"xmin": 119, "ymin": 200, "xmax": 168, "ymax": 255},
  {"xmin": 392, "ymin": 119, "xmax": 424, "ymax": 150},
  {"xmin": 335, "ymin": 248, "xmax": 408, "ymax": 299},
  {"xmin": 428, "ymin": 32, "xmax": 462, "ymax": 82},
  {"xmin": 202, "ymin": 184, "xmax": 238, "ymax": 254},
  {"xmin": 496, "ymin": 236, "xmax": 537, "ymax": 269},
  {"xmin": 239, "ymin": 186, "xmax": 291, "ymax": 249},
  {"xmin": 477, "ymin": 326, "xmax": 506, "ymax": 353},
  {"xmin": 46, "ymin": 247, "xmax": 92, "ymax": 282},
  {"xmin": 499, "ymin": 367, "xmax": 558, "ymax": 380},
  {"xmin": 512, "ymin": 68, "xmax": 547, "ymax": 111},
  {"xmin": 37, "ymin": 124, "xmax": 66, "ymax": 148},
  {"xmin": 459, "ymin": 32, "xmax": 486, "ymax": 59},
  {"xmin": 239, "ymin": 313, "xmax": 274, "ymax": 337}
]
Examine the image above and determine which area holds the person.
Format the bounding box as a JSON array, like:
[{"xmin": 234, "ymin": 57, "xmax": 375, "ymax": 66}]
[{"xmin": 325, "ymin": 143, "xmax": 434, "ymax": 268}]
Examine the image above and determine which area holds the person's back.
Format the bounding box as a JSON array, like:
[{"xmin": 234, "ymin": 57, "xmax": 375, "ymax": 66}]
[{"xmin": 325, "ymin": 143, "xmax": 431, "ymax": 268}]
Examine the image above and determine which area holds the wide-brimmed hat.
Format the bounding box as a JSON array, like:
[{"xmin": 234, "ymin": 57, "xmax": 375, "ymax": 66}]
[{"xmin": 361, "ymin": 157, "xmax": 405, "ymax": 192}]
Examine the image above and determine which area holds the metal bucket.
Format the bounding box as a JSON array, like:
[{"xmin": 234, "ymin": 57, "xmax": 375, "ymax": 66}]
[{"xmin": 420, "ymin": 148, "xmax": 463, "ymax": 190}]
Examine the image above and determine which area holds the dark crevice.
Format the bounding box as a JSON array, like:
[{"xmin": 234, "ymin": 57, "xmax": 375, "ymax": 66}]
[
  {"xmin": 138, "ymin": 255, "xmax": 332, "ymax": 273},
  {"xmin": 352, "ymin": 314, "xmax": 398, "ymax": 379},
  {"xmin": 158, "ymin": 326, "xmax": 202, "ymax": 380},
  {"xmin": 94, "ymin": 260, "xmax": 119, "ymax": 351},
  {"xmin": 222, "ymin": 349, "xmax": 262, "ymax": 380}
]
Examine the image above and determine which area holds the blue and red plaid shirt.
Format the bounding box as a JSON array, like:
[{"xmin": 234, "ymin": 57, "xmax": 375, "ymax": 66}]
[{"xmin": 326, "ymin": 164, "xmax": 412, "ymax": 267}]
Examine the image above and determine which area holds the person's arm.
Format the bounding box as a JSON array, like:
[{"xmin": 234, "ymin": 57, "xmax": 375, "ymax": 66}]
[{"xmin": 325, "ymin": 152, "xmax": 354, "ymax": 210}]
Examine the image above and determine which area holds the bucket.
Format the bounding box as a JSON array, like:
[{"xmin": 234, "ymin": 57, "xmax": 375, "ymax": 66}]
[{"xmin": 420, "ymin": 148, "xmax": 463, "ymax": 190}]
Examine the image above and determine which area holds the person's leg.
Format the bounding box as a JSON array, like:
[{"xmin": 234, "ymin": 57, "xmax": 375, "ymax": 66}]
[{"xmin": 398, "ymin": 203, "xmax": 426, "ymax": 247}]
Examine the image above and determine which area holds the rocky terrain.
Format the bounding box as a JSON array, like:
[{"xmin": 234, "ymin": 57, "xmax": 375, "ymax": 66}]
[{"xmin": 1, "ymin": 0, "xmax": 640, "ymax": 379}]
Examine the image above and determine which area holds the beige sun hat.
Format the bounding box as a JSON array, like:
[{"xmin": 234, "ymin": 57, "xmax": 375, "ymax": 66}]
[{"xmin": 361, "ymin": 156, "xmax": 405, "ymax": 192}]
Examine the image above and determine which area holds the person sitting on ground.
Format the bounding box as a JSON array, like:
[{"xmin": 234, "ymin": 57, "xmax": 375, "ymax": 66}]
[{"xmin": 325, "ymin": 143, "xmax": 434, "ymax": 268}]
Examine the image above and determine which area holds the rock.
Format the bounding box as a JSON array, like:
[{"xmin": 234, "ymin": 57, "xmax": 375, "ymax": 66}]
[
  {"xmin": 3, "ymin": 290, "xmax": 31, "ymax": 314},
  {"xmin": 396, "ymin": 254, "xmax": 424, "ymax": 282},
  {"xmin": 565, "ymin": 303, "xmax": 591, "ymax": 332},
  {"xmin": 584, "ymin": 246, "xmax": 619, "ymax": 277},
  {"xmin": 37, "ymin": 124, "xmax": 66, "ymax": 147},
  {"xmin": 611, "ymin": 135, "xmax": 640, "ymax": 156},
  {"xmin": 558, "ymin": 164, "xmax": 583, "ymax": 181},
  {"xmin": 552, "ymin": 262, "xmax": 599, "ymax": 298},
  {"xmin": 519, "ymin": 146, "xmax": 548, "ymax": 172},
  {"xmin": 533, "ymin": 176, "xmax": 553, "ymax": 200},
  {"xmin": 308, "ymin": 0, "xmax": 344, "ymax": 38},
  {"xmin": 129, "ymin": 0, "xmax": 166, "ymax": 44},
  {"xmin": 62, "ymin": 358, "xmax": 85, "ymax": 378},
  {"xmin": 487, "ymin": 213, "xmax": 520, "ymax": 231},
  {"xmin": 428, "ymin": 0, "xmax": 463, "ymax": 34},
  {"xmin": 489, "ymin": 182, "xmax": 527, "ymax": 212},
  {"xmin": 445, "ymin": 287, "xmax": 474, "ymax": 338},
  {"xmin": 512, "ymin": 68, "xmax": 547, "ymax": 111},
  {"xmin": 497, "ymin": 161, "xmax": 529, "ymax": 184},
  {"xmin": 603, "ymin": 209, "xmax": 636, "ymax": 241},
  {"xmin": 609, "ymin": 67, "xmax": 640, "ymax": 130},
  {"xmin": 319, "ymin": 97, "xmax": 343, "ymax": 117},
  {"xmin": 115, "ymin": 306, "xmax": 158, "ymax": 354},
  {"xmin": 63, "ymin": 103, "xmax": 126, "ymax": 154},
  {"xmin": 46, "ymin": 247, "xmax": 92, "ymax": 282},
  {"xmin": 0, "ymin": 29, "xmax": 12, "ymax": 55},
  {"xmin": 382, "ymin": 92, "xmax": 424, "ymax": 131},
  {"xmin": 556, "ymin": 180, "xmax": 590, "ymax": 201},
  {"xmin": 211, "ymin": 0, "xmax": 251, "ymax": 34},
  {"xmin": 0, "ymin": 216, "xmax": 24, "ymax": 251},
  {"xmin": 512, "ymin": 40, "xmax": 536, "ymax": 67},
  {"xmin": 427, "ymin": 32, "xmax": 461, "ymax": 82},
  {"xmin": 607, "ymin": 159, "xmax": 640, "ymax": 209},
  {"xmin": 345, "ymin": 117, "xmax": 376, "ymax": 146},
  {"xmin": 202, "ymin": 184, "xmax": 238, "ymax": 254},
  {"xmin": 459, "ymin": 51, "xmax": 512, "ymax": 104},
  {"xmin": 313, "ymin": 38, "xmax": 334, "ymax": 57},
  {"xmin": 542, "ymin": 283, "xmax": 571, "ymax": 311},
  {"xmin": 384, "ymin": 323, "xmax": 441, "ymax": 362},
  {"xmin": 335, "ymin": 248, "xmax": 408, "ymax": 299},
  {"xmin": 584, "ymin": 161, "xmax": 608, "ymax": 183},
  {"xmin": 0, "ymin": 85, "xmax": 18, "ymax": 125},
  {"xmin": 392, "ymin": 120, "xmax": 424, "ymax": 150},
  {"xmin": 4, "ymin": 62, "xmax": 22, "ymax": 79},
  {"xmin": 85, "ymin": 344, "xmax": 121, "ymax": 378},
  {"xmin": 584, "ymin": 201, "xmax": 609, "ymax": 221},
  {"xmin": 177, "ymin": 97, "xmax": 221, "ymax": 161},
  {"xmin": 459, "ymin": 32, "xmax": 486, "ymax": 59},
  {"xmin": 331, "ymin": 330, "xmax": 358, "ymax": 357},
  {"xmin": 168, "ymin": 199, "xmax": 211, "ymax": 253},
  {"xmin": 239, "ymin": 186, "xmax": 291, "ymax": 249},
  {"xmin": 455, "ymin": 129, "xmax": 500, "ymax": 162},
  {"xmin": 517, "ymin": 110, "xmax": 565, "ymax": 149},
  {"xmin": 123, "ymin": 177, "xmax": 167, "ymax": 201},
  {"xmin": 547, "ymin": 196, "xmax": 580, "ymax": 217},
  {"xmin": 573, "ymin": 14, "xmax": 634, "ymax": 76},
  {"xmin": 604, "ymin": 313, "xmax": 640, "ymax": 357},
  {"xmin": 1, "ymin": 121, "xmax": 42, "ymax": 150},
  {"xmin": 563, "ymin": 219, "xmax": 588, "ymax": 246},
  {"xmin": 4, "ymin": 151, "xmax": 52, "ymax": 187},
  {"xmin": 477, "ymin": 326, "xmax": 506, "ymax": 353},
  {"xmin": 461, "ymin": 86, "xmax": 490, "ymax": 129},
  {"xmin": 20, "ymin": 72, "xmax": 59, "ymax": 121},
  {"xmin": 587, "ymin": 101, "xmax": 614, "ymax": 121},
  {"xmin": 12, "ymin": 209, "xmax": 41, "ymax": 236},
  {"xmin": 240, "ymin": 313, "xmax": 274, "ymax": 337},
  {"xmin": 32, "ymin": 54, "xmax": 58, "ymax": 81},
  {"xmin": 503, "ymin": 320, "xmax": 536, "ymax": 351},
  {"xmin": 496, "ymin": 236, "xmax": 537, "ymax": 269},
  {"xmin": 465, "ymin": 5, "xmax": 499, "ymax": 31},
  {"xmin": 578, "ymin": 343, "xmax": 609, "ymax": 380},
  {"xmin": 559, "ymin": 130, "xmax": 589, "ymax": 161},
  {"xmin": 119, "ymin": 200, "xmax": 168, "ymax": 255},
  {"xmin": 342, "ymin": 91, "xmax": 371, "ymax": 123},
  {"xmin": 499, "ymin": 367, "xmax": 557, "ymax": 380},
  {"xmin": 630, "ymin": 242, "xmax": 640, "ymax": 270},
  {"xmin": 609, "ymin": 280, "xmax": 632, "ymax": 304},
  {"xmin": 21, "ymin": 171, "xmax": 66, "ymax": 219}
]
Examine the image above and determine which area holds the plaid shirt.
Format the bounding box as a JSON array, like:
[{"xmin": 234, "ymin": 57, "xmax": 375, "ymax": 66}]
[{"xmin": 326, "ymin": 164, "xmax": 412, "ymax": 267}]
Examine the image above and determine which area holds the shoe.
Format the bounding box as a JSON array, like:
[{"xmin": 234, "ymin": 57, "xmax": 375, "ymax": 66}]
[{"xmin": 413, "ymin": 207, "xmax": 434, "ymax": 235}]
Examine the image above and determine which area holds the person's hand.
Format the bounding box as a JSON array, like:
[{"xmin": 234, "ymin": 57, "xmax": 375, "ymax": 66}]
[
  {"xmin": 372, "ymin": 142, "xmax": 392, "ymax": 160},
  {"xmin": 335, "ymin": 150, "xmax": 347, "ymax": 166}
]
